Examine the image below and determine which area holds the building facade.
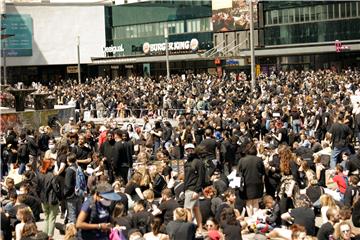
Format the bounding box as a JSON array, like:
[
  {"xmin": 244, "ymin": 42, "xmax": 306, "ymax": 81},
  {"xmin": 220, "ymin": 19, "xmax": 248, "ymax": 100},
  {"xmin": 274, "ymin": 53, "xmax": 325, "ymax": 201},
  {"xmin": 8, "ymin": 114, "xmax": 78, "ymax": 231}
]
[
  {"xmin": 2, "ymin": 0, "xmax": 360, "ymax": 84},
  {"xmin": 92, "ymin": 0, "xmax": 215, "ymax": 78},
  {"xmin": 259, "ymin": 1, "xmax": 360, "ymax": 72}
]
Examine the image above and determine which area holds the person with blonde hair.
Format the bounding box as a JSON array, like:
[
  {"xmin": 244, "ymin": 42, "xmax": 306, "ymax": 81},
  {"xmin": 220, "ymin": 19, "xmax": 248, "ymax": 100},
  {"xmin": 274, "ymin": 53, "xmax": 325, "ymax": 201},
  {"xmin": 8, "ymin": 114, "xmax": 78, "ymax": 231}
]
[
  {"xmin": 125, "ymin": 172, "xmax": 144, "ymax": 202},
  {"xmin": 15, "ymin": 206, "xmax": 36, "ymax": 240},
  {"xmin": 333, "ymin": 222, "xmax": 354, "ymax": 240},
  {"xmin": 166, "ymin": 208, "xmax": 196, "ymax": 240},
  {"xmin": 320, "ymin": 194, "xmax": 340, "ymax": 224}
]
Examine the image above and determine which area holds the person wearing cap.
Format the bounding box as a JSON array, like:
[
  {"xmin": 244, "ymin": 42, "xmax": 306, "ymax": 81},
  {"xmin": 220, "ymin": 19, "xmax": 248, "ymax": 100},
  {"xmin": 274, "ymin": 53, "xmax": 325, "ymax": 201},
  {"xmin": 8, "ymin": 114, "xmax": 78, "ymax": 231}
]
[
  {"xmin": 183, "ymin": 145, "xmax": 205, "ymax": 232},
  {"xmin": 76, "ymin": 182, "xmax": 121, "ymax": 240}
]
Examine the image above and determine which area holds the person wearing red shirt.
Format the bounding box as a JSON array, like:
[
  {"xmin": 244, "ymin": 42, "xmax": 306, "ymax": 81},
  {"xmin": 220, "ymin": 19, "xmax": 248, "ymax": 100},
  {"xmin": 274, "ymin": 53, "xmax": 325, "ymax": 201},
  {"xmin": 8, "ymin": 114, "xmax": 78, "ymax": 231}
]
[{"xmin": 333, "ymin": 164, "xmax": 348, "ymax": 201}]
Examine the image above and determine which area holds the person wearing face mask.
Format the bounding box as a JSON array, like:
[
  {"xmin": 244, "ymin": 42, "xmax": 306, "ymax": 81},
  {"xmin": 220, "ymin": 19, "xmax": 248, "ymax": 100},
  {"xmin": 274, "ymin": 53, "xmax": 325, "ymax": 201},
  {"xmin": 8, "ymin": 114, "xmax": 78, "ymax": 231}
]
[
  {"xmin": 44, "ymin": 139, "xmax": 57, "ymax": 161},
  {"xmin": 76, "ymin": 182, "xmax": 121, "ymax": 240}
]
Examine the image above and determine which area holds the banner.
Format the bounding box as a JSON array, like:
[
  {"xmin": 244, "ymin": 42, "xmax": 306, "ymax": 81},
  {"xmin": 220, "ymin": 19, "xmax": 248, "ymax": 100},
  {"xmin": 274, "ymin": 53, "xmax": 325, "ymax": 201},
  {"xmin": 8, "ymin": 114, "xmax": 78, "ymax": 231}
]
[
  {"xmin": 1, "ymin": 14, "xmax": 33, "ymax": 57},
  {"xmin": 212, "ymin": 0, "xmax": 258, "ymax": 32}
]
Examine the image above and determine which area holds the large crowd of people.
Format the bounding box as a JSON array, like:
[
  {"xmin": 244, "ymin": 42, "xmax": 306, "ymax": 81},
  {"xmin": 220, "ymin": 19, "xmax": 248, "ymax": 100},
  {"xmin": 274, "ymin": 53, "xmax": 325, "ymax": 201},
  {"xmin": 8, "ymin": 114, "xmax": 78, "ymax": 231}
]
[{"xmin": 1, "ymin": 68, "xmax": 360, "ymax": 240}]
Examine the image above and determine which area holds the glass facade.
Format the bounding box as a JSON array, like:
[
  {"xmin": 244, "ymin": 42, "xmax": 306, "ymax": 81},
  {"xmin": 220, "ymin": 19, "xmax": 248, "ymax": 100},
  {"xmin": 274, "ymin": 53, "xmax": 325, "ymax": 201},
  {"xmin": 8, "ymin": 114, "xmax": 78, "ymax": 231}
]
[
  {"xmin": 265, "ymin": 18, "xmax": 360, "ymax": 45},
  {"xmin": 266, "ymin": 2, "xmax": 360, "ymax": 26},
  {"xmin": 264, "ymin": 1, "xmax": 360, "ymax": 45},
  {"xmin": 113, "ymin": 17, "xmax": 211, "ymax": 40}
]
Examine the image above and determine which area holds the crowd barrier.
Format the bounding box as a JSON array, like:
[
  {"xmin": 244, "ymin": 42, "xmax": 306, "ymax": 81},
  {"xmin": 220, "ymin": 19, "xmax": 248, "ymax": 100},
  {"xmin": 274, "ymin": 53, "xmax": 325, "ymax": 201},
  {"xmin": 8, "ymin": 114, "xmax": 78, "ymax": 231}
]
[{"xmin": 83, "ymin": 108, "xmax": 211, "ymax": 120}]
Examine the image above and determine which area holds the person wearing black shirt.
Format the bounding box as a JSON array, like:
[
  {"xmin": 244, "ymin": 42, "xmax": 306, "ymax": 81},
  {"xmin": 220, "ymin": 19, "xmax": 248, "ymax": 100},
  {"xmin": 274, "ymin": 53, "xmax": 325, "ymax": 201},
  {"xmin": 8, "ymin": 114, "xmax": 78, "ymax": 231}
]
[
  {"xmin": 220, "ymin": 208, "xmax": 243, "ymax": 240},
  {"xmin": 328, "ymin": 113, "xmax": 352, "ymax": 169},
  {"xmin": 166, "ymin": 208, "xmax": 196, "ymax": 240},
  {"xmin": 281, "ymin": 197, "xmax": 316, "ymax": 236},
  {"xmin": 199, "ymin": 128, "xmax": 218, "ymax": 163},
  {"xmin": 220, "ymin": 131, "xmax": 238, "ymax": 174},
  {"xmin": 111, "ymin": 202, "xmax": 131, "ymax": 238},
  {"xmin": 26, "ymin": 129, "xmax": 39, "ymax": 171},
  {"xmin": 72, "ymin": 134, "xmax": 92, "ymax": 170},
  {"xmin": 157, "ymin": 188, "xmax": 179, "ymax": 225},
  {"xmin": 100, "ymin": 131, "xmax": 116, "ymax": 182},
  {"xmin": 343, "ymin": 176, "xmax": 360, "ymax": 207},
  {"xmin": 63, "ymin": 153, "xmax": 82, "ymax": 224},
  {"xmin": 121, "ymin": 132, "xmax": 134, "ymax": 184},
  {"xmin": 317, "ymin": 207, "xmax": 339, "ymax": 240},
  {"xmin": 183, "ymin": 144, "xmax": 205, "ymax": 230},
  {"xmin": 131, "ymin": 200, "xmax": 153, "ymax": 235},
  {"xmin": 113, "ymin": 130, "xmax": 131, "ymax": 183}
]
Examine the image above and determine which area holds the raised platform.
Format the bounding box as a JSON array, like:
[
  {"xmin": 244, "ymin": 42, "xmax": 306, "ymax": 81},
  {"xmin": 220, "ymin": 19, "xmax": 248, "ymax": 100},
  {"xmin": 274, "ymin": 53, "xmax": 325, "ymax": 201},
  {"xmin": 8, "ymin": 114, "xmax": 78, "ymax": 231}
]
[{"xmin": 0, "ymin": 105, "xmax": 75, "ymax": 133}]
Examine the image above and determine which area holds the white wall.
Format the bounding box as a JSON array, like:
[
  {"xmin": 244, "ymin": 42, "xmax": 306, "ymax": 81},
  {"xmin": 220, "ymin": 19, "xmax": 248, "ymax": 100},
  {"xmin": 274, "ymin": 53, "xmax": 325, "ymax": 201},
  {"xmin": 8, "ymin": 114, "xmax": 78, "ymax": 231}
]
[{"xmin": 5, "ymin": 4, "xmax": 106, "ymax": 66}]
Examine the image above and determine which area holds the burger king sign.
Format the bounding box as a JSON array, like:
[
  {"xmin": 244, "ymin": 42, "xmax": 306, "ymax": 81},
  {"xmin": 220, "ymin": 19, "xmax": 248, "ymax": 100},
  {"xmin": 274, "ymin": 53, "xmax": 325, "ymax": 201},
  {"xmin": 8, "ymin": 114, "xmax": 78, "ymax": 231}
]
[{"xmin": 143, "ymin": 38, "xmax": 199, "ymax": 54}]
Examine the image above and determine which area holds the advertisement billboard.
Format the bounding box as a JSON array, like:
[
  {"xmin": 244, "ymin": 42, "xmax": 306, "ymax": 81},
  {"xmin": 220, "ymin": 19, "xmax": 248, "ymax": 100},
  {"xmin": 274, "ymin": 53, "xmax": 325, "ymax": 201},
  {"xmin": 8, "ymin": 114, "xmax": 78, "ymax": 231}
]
[
  {"xmin": 1, "ymin": 14, "xmax": 33, "ymax": 57},
  {"xmin": 212, "ymin": 0, "xmax": 258, "ymax": 32}
]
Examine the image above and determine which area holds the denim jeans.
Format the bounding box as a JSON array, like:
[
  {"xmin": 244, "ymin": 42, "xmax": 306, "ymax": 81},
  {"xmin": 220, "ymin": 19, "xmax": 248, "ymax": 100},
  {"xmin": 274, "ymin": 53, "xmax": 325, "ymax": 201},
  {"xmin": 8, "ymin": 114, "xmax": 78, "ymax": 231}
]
[
  {"xmin": 18, "ymin": 163, "xmax": 26, "ymax": 175},
  {"xmin": 330, "ymin": 146, "xmax": 349, "ymax": 169},
  {"xmin": 292, "ymin": 119, "xmax": 302, "ymax": 134},
  {"xmin": 66, "ymin": 197, "xmax": 82, "ymax": 224}
]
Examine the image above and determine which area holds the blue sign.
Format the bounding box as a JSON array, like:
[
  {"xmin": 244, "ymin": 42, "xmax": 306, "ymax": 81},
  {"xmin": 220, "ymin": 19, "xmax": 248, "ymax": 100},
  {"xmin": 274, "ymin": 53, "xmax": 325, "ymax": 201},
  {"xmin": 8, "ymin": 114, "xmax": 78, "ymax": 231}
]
[
  {"xmin": 1, "ymin": 14, "xmax": 33, "ymax": 57},
  {"xmin": 226, "ymin": 59, "xmax": 239, "ymax": 65}
]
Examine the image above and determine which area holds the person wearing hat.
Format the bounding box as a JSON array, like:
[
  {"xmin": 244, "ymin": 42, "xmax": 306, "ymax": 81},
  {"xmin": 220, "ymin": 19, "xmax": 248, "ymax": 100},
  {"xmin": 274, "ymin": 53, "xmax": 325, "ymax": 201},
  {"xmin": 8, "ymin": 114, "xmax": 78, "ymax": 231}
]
[
  {"xmin": 76, "ymin": 182, "xmax": 121, "ymax": 240},
  {"xmin": 183, "ymin": 145, "xmax": 205, "ymax": 232}
]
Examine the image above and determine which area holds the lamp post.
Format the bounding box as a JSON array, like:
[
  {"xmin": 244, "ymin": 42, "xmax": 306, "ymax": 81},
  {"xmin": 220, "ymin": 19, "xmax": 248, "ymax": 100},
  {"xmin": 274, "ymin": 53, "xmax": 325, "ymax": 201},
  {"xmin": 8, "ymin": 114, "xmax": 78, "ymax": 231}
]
[
  {"xmin": 2, "ymin": 40, "xmax": 7, "ymax": 85},
  {"xmin": 164, "ymin": 22, "xmax": 170, "ymax": 80},
  {"xmin": 249, "ymin": 0, "xmax": 256, "ymax": 92},
  {"xmin": 76, "ymin": 35, "xmax": 81, "ymax": 85}
]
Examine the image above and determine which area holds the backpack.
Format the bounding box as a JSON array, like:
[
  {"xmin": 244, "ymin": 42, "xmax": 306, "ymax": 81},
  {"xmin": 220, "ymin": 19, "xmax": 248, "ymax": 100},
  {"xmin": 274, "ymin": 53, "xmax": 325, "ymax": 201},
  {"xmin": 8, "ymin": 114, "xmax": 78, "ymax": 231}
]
[
  {"xmin": 48, "ymin": 176, "xmax": 62, "ymax": 205},
  {"xmin": 71, "ymin": 165, "xmax": 87, "ymax": 197}
]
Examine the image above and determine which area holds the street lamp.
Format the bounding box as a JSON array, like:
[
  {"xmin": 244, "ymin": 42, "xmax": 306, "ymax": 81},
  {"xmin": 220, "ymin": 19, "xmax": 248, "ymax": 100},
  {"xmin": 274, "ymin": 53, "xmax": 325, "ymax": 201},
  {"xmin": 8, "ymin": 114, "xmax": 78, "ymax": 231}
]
[
  {"xmin": 249, "ymin": 0, "xmax": 256, "ymax": 92},
  {"xmin": 76, "ymin": 35, "xmax": 81, "ymax": 84},
  {"xmin": 164, "ymin": 22, "xmax": 170, "ymax": 80}
]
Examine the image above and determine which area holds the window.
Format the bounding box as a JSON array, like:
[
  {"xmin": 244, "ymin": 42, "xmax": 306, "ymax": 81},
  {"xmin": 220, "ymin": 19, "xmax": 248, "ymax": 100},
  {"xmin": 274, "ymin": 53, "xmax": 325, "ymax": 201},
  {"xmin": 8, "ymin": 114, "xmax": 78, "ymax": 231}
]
[
  {"xmin": 346, "ymin": 2, "xmax": 351, "ymax": 17},
  {"xmin": 310, "ymin": 6, "xmax": 316, "ymax": 21},
  {"xmin": 282, "ymin": 9, "xmax": 289, "ymax": 23},
  {"xmin": 304, "ymin": 7, "xmax": 310, "ymax": 21},
  {"xmin": 295, "ymin": 8, "xmax": 300, "ymax": 22},
  {"xmin": 288, "ymin": 8, "xmax": 295, "ymax": 23},
  {"xmin": 341, "ymin": 3, "xmax": 346, "ymax": 18},
  {"xmin": 299, "ymin": 7, "xmax": 304, "ymax": 22},
  {"xmin": 328, "ymin": 4, "xmax": 334, "ymax": 19},
  {"xmin": 214, "ymin": 35, "xmax": 218, "ymax": 46},
  {"xmin": 266, "ymin": 11, "xmax": 272, "ymax": 25},
  {"xmin": 334, "ymin": 3, "xmax": 339, "ymax": 18},
  {"xmin": 351, "ymin": 2, "xmax": 357, "ymax": 17},
  {"xmin": 272, "ymin": 10, "xmax": 279, "ymax": 24}
]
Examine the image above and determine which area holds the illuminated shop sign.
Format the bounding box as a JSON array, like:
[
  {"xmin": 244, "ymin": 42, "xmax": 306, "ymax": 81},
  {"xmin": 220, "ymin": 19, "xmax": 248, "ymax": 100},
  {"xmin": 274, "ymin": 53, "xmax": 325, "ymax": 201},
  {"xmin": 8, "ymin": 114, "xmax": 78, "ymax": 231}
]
[{"xmin": 143, "ymin": 38, "xmax": 199, "ymax": 54}]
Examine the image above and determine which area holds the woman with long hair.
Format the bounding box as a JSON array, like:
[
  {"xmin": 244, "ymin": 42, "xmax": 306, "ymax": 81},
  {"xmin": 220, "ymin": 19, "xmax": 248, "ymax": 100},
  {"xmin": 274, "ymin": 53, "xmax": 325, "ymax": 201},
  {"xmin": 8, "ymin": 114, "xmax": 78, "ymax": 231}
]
[
  {"xmin": 144, "ymin": 217, "xmax": 169, "ymax": 240},
  {"xmin": 320, "ymin": 194, "xmax": 339, "ymax": 224},
  {"xmin": 125, "ymin": 172, "xmax": 144, "ymax": 202},
  {"xmin": 111, "ymin": 202, "xmax": 131, "ymax": 238},
  {"xmin": 278, "ymin": 145, "xmax": 300, "ymax": 226},
  {"xmin": 333, "ymin": 222, "xmax": 354, "ymax": 240},
  {"xmin": 15, "ymin": 207, "xmax": 37, "ymax": 240},
  {"xmin": 220, "ymin": 208, "xmax": 243, "ymax": 240}
]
